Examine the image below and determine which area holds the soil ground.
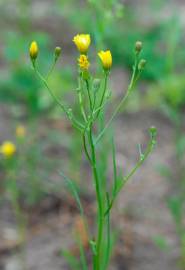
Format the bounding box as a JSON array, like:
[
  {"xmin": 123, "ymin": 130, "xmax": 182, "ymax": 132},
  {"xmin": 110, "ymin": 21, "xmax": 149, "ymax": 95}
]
[{"xmin": 0, "ymin": 103, "xmax": 179, "ymax": 270}]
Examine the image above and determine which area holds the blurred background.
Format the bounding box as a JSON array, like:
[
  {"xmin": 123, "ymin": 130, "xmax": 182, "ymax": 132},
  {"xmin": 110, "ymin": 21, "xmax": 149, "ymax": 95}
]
[{"xmin": 0, "ymin": 0, "xmax": 185, "ymax": 269}]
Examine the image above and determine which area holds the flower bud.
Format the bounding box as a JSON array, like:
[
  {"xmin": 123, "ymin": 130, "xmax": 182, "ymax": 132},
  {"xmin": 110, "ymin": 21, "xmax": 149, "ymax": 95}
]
[
  {"xmin": 138, "ymin": 59, "xmax": 146, "ymax": 70},
  {"xmin": 16, "ymin": 125, "xmax": 26, "ymax": 138},
  {"xmin": 54, "ymin": 47, "xmax": 61, "ymax": 61},
  {"xmin": 29, "ymin": 41, "xmax": 38, "ymax": 60},
  {"xmin": 150, "ymin": 126, "xmax": 157, "ymax": 138},
  {"xmin": 98, "ymin": 50, "xmax": 112, "ymax": 70},
  {"xmin": 135, "ymin": 41, "xmax": 142, "ymax": 53}
]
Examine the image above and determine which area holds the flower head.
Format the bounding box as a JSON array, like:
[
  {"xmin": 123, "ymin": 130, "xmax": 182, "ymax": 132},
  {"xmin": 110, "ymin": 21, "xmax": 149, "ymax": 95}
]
[
  {"xmin": 16, "ymin": 125, "xmax": 26, "ymax": 138},
  {"xmin": 98, "ymin": 50, "xmax": 112, "ymax": 70},
  {"xmin": 78, "ymin": 54, "xmax": 90, "ymax": 70},
  {"xmin": 73, "ymin": 34, "xmax": 91, "ymax": 54},
  {"xmin": 54, "ymin": 47, "xmax": 62, "ymax": 61},
  {"xmin": 29, "ymin": 41, "xmax": 38, "ymax": 60},
  {"xmin": 135, "ymin": 41, "xmax": 143, "ymax": 53},
  {"xmin": 138, "ymin": 59, "xmax": 146, "ymax": 70},
  {"xmin": 0, "ymin": 141, "xmax": 16, "ymax": 158}
]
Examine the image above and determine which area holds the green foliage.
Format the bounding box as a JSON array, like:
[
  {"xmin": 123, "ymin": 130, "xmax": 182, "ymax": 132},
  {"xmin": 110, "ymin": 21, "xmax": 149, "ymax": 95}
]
[
  {"xmin": 61, "ymin": 249, "xmax": 81, "ymax": 270},
  {"xmin": 107, "ymin": 13, "xmax": 184, "ymax": 80},
  {"xmin": 167, "ymin": 196, "xmax": 183, "ymax": 226},
  {"xmin": 57, "ymin": 0, "xmax": 124, "ymax": 49},
  {"xmin": 153, "ymin": 235, "xmax": 169, "ymax": 251},
  {"xmin": 0, "ymin": 66, "xmax": 42, "ymax": 114},
  {"xmin": 0, "ymin": 0, "xmax": 58, "ymax": 117},
  {"xmin": 0, "ymin": 124, "xmax": 67, "ymax": 207},
  {"xmin": 0, "ymin": 31, "xmax": 66, "ymax": 116},
  {"xmin": 56, "ymin": 0, "xmax": 185, "ymax": 83},
  {"xmin": 176, "ymin": 135, "xmax": 185, "ymax": 159},
  {"xmin": 145, "ymin": 75, "xmax": 185, "ymax": 118},
  {"xmin": 156, "ymin": 164, "xmax": 171, "ymax": 179}
]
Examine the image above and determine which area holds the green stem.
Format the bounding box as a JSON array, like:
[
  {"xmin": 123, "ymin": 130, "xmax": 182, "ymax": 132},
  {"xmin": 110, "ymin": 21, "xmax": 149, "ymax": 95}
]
[
  {"xmin": 95, "ymin": 54, "xmax": 139, "ymax": 145},
  {"xmin": 78, "ymin": 75, "xmax": 87, "ymax": 122},
  {"xmin": 96, "ymin": 72, "xmax": 108, "ymax": 119},
  {"xmin": 46, "ymin": 59, "xmax": 57, "ymax": 80},
  {"xmin": 83, "ymin": 133, "xmax": 92, "ymax": 164},
  {"xmin": 79, "ymin": 91, "xmax": 87, "ymax": 122},
  {"xmin": 33, "ymin": 65, "xmax": 84, "ymax": 132},
  {"xmin": 13, "ymin": 196, "xmax": 27, "ymax": 270},
  {"xmin": 104, "ymin": 134, "xmax": 156, "ymax": 216},
  {"xmin": 86, "ymin": 79, "xmax": 93, "ymax": 111},
  {"xmin": 88, "ymin": 125, "xmax": 104, "ymax": 270},
  {"xmin": 8, "ymin": 171, "xmax": 27, "ymax": 270},
  {"xmin": 103, "ymin": 193, "xmax": 111, "ymax": 270}
]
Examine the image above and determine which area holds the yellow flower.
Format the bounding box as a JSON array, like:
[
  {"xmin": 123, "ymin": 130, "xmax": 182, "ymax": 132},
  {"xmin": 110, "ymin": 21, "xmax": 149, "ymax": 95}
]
[
  {"xmin": 78, "ymin": 54, "xmax": 90, "ymax": 70},
  {"xmin": 0, "ymin": 141, "xmax": 16, "ymax": 158},
  {"xmin": 98, "ymin": 50, "xmax": 112, "ymax": 70},
  {"xmin": 16, "ymin": 125, "xmax": 26, "ymax": 138},
  {"xmin": 73, "ymin": 34, "xmax": 91, "ymax": 54},
  {"xmin": 29, "ymin": 41, "xmax": 38, "ymax": 60}
]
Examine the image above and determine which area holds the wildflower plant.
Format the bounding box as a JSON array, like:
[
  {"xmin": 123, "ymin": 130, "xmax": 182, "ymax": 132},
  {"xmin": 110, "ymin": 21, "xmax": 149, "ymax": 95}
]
[
  {"xmin": 0, "ymin": 138, "xmax": 27, "ymax": 268},
  {"xmin": 30, "ymin": 34, "xmax": 157, "ymax": 270}
]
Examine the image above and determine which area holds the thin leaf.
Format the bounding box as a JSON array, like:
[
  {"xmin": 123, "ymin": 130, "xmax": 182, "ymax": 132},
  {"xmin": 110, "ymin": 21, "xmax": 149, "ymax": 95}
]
[
  {"xmin": 111, "ymin": 137, "xmax": 117, "ymax": 196},
  {"xmin": 76, "ymin": 232, "xmax": 88, "ymax": 270},
  {"xmin": 103, "ymin": 192, "xmax": 111, "ymax": 270},
  {"xmin": 59, "ymin": 170, "xmax": 84, "ymax": 217}
]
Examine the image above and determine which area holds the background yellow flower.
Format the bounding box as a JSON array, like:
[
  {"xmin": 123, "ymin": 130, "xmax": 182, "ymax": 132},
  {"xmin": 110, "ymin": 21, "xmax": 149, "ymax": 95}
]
[
  {"xmin": 0, "ymin": 141, "xmax": 16, "ymax": 158},
  {"xmin": 16, "ymin": 125, "xmax": 26, "ymax": 138}
]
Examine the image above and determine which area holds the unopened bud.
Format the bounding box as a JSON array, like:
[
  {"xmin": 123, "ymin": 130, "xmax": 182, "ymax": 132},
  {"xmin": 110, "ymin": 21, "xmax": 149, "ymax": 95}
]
[
  {"xmin": 54, "ymin": 47, "xmax": 61, "ymax": 61},
  {"xmin": 16, "ymin": 125, "xmax": 26, "ymax": 138},
  {"xmin": 150, "ymin": 126, "xmax": 157, "ymax": 138},
  {"xmin": 29, "ymin": 41, "xmax": 38, "ymax": 61},
  {"xmin": 138, "ymin": 59, "xmax": 146, "ymax": 70},
  {"xmin": 135, "ymin": 41, "xmax": 142, "ymax": 53}
]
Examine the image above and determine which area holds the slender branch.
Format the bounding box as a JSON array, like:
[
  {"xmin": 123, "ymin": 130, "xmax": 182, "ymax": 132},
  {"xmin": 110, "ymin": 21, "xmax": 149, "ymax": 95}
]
[
  {"xmin": 95, "ymin": 54, "xmax": 140, "ymax": 145},
  {"xmin": 46, "ymin": 59, "xmax": 57, "ymax": 80},
  {"xmin": 33, "ymin": 65, "xmax": 84, "ymax": 132},
  {"xmin": 78, "ymin": 74, "xmax": 87, "ymax": 122},
  {"xmin": 86, "ymin": 79, "xmax": 93, "ymax": 111},
  {"xmin": 103, "ymin": 192, "xmax": 111, "ymax": 270},
  {"xmin": 88, "ymin": 125, "xmax": 104, "ymax": 270},
  {"xmin": 82, "ymin": 133, "xmax": 92, "ymax": 164},
  {"xmin": 112, "ymin": 138, "xmax": 117, "ymax": 197},
  {"xmin": 96, "ymin": 72, "xmax": 108, "ymax": 119},
  {"xmin": 104, "ymin": 132, "xmax": 156, "ymax": 216}
]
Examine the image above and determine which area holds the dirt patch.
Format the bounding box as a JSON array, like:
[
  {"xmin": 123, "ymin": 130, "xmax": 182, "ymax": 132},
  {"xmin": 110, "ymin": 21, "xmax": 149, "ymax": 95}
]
[{"xmin": 0, "ymin": 106, "xmax": 180, "ymax": 270}]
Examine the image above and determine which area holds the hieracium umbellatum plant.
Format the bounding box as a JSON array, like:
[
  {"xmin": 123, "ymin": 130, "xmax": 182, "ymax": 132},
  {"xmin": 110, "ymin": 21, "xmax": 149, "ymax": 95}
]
[
  {"xmin": 0, "ymin": 135, "xmax": 27, "ymax": 268},
  {"xmin": 29, "ymin": 34, "xmax": 157, "ymax": 270}
]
